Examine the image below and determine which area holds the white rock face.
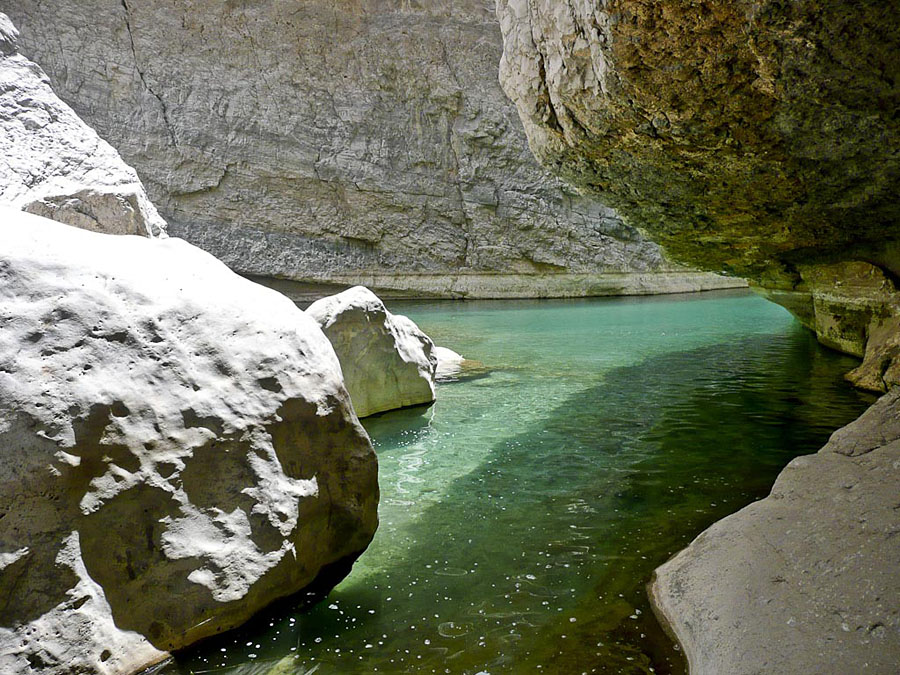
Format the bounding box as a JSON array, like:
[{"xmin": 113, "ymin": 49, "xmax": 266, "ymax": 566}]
[
  {"xmin": 0, "ymin": 209, "xmax": 377, "ymax": 674},
  {"xmin": 434, "ymin": 346, "xmax": 465, "ymax": 381},
  {"xmin": 0, "ymin": 13, "xmax": 165, "ymax": 237},
  {"xmin": 307, "ymin": 287, "xmax": 438, "ymax": 418}
]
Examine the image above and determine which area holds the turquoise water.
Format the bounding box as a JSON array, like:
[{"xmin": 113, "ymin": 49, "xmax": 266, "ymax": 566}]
[{"xmin": 169, "ymin": 290, "xmax": 870, "ymax": 674}]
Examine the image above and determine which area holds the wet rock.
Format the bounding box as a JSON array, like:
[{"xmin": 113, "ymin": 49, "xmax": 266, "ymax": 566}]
[
  {"xmin": 0, "ymin": 13, "xmax": 165, "ymax": 237},
  {"xmin": 307, "ymin": 287, "xmax": 437, "ymax": 418},
  {"xmin": 0, "ymin": 209, "xmax": 377, "ymax": 674},
  {"xmin": 650, "ymin": 389, "xmax": 900, "ymax": 674},
  {"xmin": 435, "ymin": 346, "xmax": 465, "ymax": 381},
  {"xmin": 846, "ymin": 316, "xmax": 900, "ymax": 393}
]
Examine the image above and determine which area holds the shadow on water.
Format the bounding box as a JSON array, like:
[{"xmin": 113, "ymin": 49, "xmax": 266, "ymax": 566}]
[{"xmin": 168, "ymin": 323, "xmax": 870, "ymax": 675}]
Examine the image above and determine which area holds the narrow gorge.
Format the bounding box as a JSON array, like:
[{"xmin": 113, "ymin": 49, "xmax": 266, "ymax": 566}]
[
  {"xmin": 0, "ymin": 1, "xmax": 897, "ymax": 674},
  {"xmin": 495, "ymin": 0, "xmax": 900, "ymax": 671},
  {"xmin": 3, "ymin": 0, "xmax": 737, "ymax": 299}
]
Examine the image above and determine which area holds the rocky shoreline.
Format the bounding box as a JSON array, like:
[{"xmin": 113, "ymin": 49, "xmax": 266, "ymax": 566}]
[
  {"xmin": 249, "ymin": 270, "xmax": 745, "ymax": 303},
  {"xmin": 650, "ymin": 389, "xmax": 900, "ymax": 673}
]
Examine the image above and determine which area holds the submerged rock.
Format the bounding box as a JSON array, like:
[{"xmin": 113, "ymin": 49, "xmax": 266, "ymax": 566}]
[
  {"xmin": 435, "ymin": 346, "xmax": 465, "ymax": 381},
  {"xmin": 434, "ymin": 345, "xmax": 487, "ymax": 383},
  {"xmin": 650, "ymin": 389, "xmax": 900, "ymax": 674},
  {"xmin": 0, "ymin": 209, "xmax": 377, "ymax": 673},
  {"xmin": 307, "ymin": 287, "xmax": 438, "ymax": 418},
  {"xmin": 0, "ymin": 13, "xmax": 165, "ymax": 237}
]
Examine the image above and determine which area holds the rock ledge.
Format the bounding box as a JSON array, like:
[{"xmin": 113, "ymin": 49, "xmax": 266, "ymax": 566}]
[{"xmin": 650, "ymin": 390, "xmax": 900, "ymax": 674}]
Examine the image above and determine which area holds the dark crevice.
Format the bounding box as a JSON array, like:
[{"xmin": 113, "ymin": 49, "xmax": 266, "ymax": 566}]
[{"xmin": 120, "ymin": 0, "xmax": 177, "ymax": 147}]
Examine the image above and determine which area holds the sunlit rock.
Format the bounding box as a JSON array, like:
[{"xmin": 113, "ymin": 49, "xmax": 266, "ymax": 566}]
[
  {"xmin": 307, "ymin": 286, "xmax": 438, "ymax": 418},
  {"xmin": 0, "ymin": 209, "xmax": 377, "ymax": 674},
  {"xmin": 0, "ymin": 13, "xmax": 165, "ymax": 237},
  {"xmin": 435, "ymin": 346, "xmax": 465, "ymax": 381}
]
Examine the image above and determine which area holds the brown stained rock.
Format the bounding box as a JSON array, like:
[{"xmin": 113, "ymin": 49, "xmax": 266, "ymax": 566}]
[
  {"xmin": 847, "ymin": 317, "xmax": 900, "ymax": 393},
  {"xmin": 496, "ymin": 0, "xmax": 900, "ymax": 361},
  {"xmin": 497, "ymin": 0, "xmax": 900, "ymax": 284}
]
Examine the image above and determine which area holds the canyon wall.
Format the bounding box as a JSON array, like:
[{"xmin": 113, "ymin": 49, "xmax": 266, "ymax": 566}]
[
  {"xmin": 1, "ymin": 0, "xmax": 736, "ymax": 299},
  {"xmin": 492, "ymin": 1, "xmax": 899, "ymax": 670},
  {"xmin": 495, "ymin": 0, "xmax": 900, "ymax": 387}
]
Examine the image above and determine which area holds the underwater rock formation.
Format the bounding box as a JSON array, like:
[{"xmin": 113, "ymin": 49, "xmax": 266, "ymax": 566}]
[
  {"xmin": 0, "ymin": 13, "xmax": 165, "ymax": 237},
  {"xmin": 0, "ymin": 209, "xmax": 377, "ymax": 673},
  {"xmin": 307, "ymin": 286, "xmax": 438, "ymax": 418}
]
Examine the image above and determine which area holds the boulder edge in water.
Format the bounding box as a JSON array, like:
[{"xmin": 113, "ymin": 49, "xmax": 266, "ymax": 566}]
[{"xmin": 0, "ymin": 209, "xmax": 378, "ymax": 674}]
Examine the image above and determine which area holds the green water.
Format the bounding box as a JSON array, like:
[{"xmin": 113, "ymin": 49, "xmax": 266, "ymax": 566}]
[{"xmin": 169, "ymin": 290, "xmax": 870, "ymax": 675}]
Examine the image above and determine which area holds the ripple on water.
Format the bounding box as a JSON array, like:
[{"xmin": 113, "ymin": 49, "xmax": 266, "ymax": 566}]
[{"xmin": 168, "ymin": 293, "xmax": 871, "ymax": 675}]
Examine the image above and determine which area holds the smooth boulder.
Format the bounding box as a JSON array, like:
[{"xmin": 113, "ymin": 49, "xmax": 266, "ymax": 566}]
[
  {"xmin": 0, "ymin": 209, "xmax": 377, "ymax": 674},
  {"xmin": 650, "ymin": 389, "xmax": 900, "ymax": 674},
  {"xmin": 435, "ymin": 346, "xmax": 465, "ymax": 381},
  {"xmin": 0, "ymin": 13, "xmax": 165, "ymax": 237},
  {"xmin": 307, "ymin": 286, "xmax": 437, "ymax": 418}
]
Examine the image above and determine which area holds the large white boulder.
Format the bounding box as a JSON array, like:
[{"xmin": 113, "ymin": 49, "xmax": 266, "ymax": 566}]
[
  {"xmin": 0, "ymin": 13, "xmax": 166, "ymax": 237},
  {"xmin": 0, "ymin": 209, "xmax": 378, "ymax": 674},
  {"xmin": 307, "ymin": 287, "xmax": 438, "ymax": 418}
]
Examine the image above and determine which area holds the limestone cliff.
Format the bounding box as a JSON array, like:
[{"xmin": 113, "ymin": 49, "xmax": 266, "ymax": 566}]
[
  {"xmin": 495, "ymin": 0, "xmax": 900, "ymax": 387},
  {"xmin": 1, "ymin": 0, "xmax": 738, "ymax": 298}
]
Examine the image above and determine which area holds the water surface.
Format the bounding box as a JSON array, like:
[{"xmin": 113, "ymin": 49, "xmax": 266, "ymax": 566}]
[{"xmin": 169, "ymin": 290, "xmax": 870, "ymax": 674}]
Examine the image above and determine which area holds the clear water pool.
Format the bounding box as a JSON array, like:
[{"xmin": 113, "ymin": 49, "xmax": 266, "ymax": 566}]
[{"xmin": 168, "ymin": 290, "xmax": 870, "ymax": 675}]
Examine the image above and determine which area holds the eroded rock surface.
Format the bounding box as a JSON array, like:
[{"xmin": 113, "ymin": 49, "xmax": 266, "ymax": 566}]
[
  {"xmin": 0, "ymin": 209, "xmax": 377, "ymax": 674},
  {"xmin": 495, "ymin": 0, "xmax": 900, "ymax": 360},
  {"xmin": 307, "ymin": 287, "xmax": 437, "ymax": 418},
  {"xmin": 0, "ymin": 13, "xmax": 165, "ymax": 237},
  {"xmin": 651, "ymin": 389, "xmax": 900, "ymax": 674},
  {"xmin": 2, "ymin": 0, "xmax": 740, "ymax": 297},
  {"xmin": 494, "ymin": 2, "xmax": 900, "ymax": 670}
]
